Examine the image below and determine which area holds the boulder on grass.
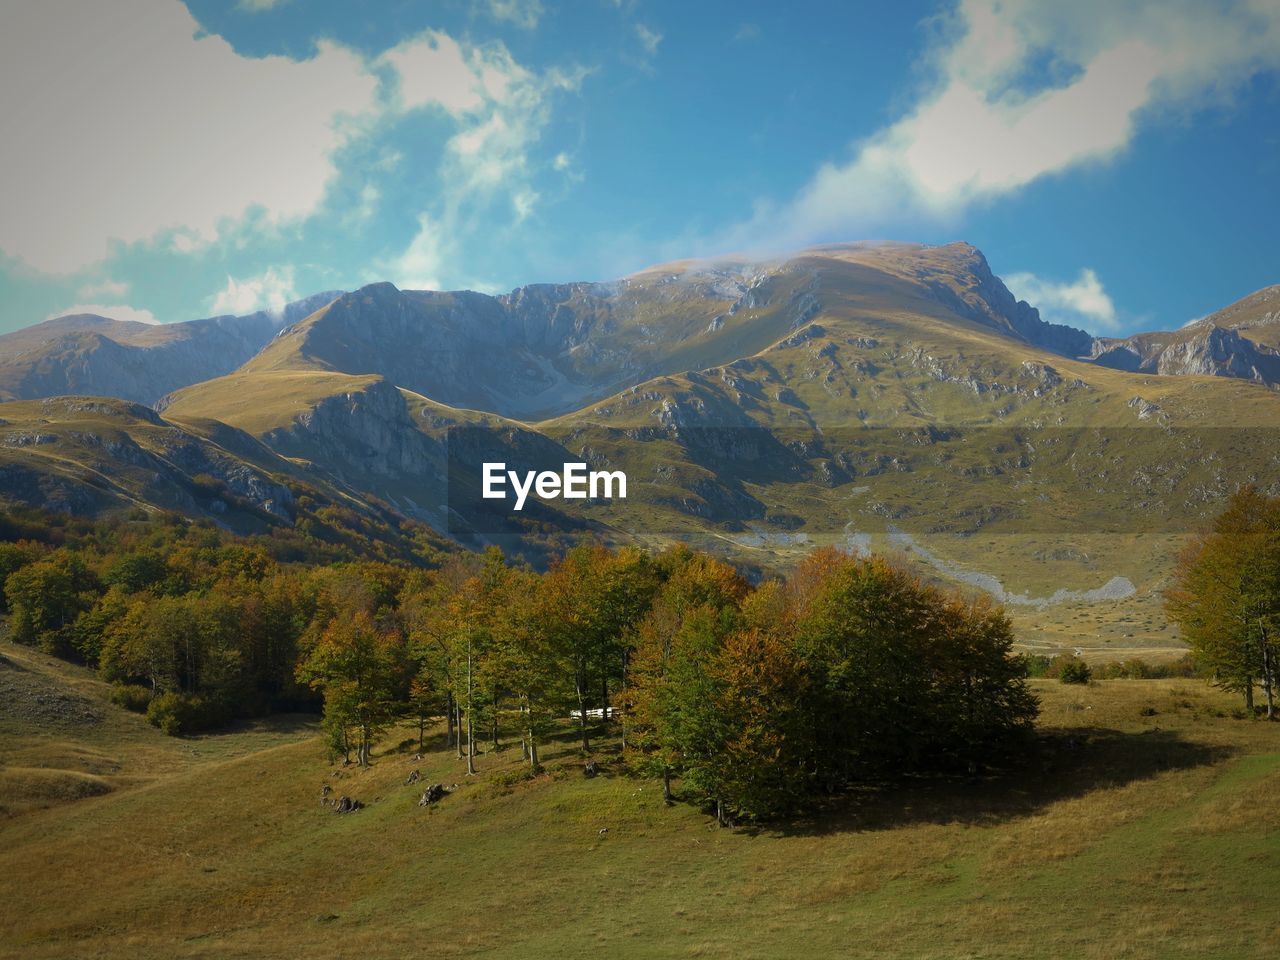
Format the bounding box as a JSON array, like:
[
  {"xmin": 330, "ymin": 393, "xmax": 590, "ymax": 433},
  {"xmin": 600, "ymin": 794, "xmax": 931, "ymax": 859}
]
[
  {"xmin": 418, "ymin": 783, "xmax": 447, "ymax": 807},
  {"xmin": 333, "ymin": 795, "xmax": 363, "ymax": 814}
]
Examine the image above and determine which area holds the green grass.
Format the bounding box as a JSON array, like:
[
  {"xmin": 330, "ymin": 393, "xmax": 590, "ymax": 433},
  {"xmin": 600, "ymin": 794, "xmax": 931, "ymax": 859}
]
[{"xmin": 1, "ymin": 642, "xmax": 1279, "ymax": 959}]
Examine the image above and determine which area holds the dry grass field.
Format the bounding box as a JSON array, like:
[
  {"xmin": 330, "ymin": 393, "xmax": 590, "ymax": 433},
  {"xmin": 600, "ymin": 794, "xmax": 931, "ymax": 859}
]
[{"xmin": 1, "ymin": 641, "xmax": 1278, "ymax": 959}]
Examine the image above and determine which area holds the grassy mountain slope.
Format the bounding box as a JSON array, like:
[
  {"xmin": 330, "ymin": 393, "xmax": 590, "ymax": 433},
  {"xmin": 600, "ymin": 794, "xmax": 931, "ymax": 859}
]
[
  {"xmin": 1, "ymin": 645, "xmax": 1277, "ymax": 959},
  {"xmin": 1203, "ymin": 283, "xmax": 1280, "ymax": 348},
  {"xmin": 0, "ymin": 395, "xmax": 453, "ymax": 563},
  {"xmin": 0, "ymin": 643, "xmax": 317, "ymax": 819},
  {"xmin": 0, "ymin": 396, "xmax": 298, "ymax": 530},
  {"xmin": 0, "ymin": 293, "xmax": 340, "ymax": 406},
  {"xmin": 161, "ymin": 370, "xmax": 590, "ymax": 554}
]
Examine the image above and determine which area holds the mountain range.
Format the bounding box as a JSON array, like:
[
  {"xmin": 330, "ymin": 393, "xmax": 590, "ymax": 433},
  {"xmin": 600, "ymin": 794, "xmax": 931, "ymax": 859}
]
[{"xmin": 2, "ymin": 241, "xmax": 1278, "ymax": 655}]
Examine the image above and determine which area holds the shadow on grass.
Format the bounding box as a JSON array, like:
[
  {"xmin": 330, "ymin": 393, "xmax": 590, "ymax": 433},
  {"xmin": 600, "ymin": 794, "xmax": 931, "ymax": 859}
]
[
  {"xmin": 758, "ymin": 727, "xmax": 1233, "ymax": 838},
  {"xmin": 191, "ymin": 712, "xmax": 321, "ymax": 741}
]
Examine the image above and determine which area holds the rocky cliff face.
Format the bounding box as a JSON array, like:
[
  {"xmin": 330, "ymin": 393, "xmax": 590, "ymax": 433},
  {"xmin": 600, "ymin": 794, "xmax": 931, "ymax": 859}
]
[
  {"xmin": 263, "ymin": 378, "xmax": 441, "ymax": 483},
  {"xmin": 1155, "ymin": 327, "xmax": 1280, "ymax": 380},
  {"xmin": 1091, "ymin": 324, "xmax": 1280, "ymax": 383},
  {"xmin": 253, "ymin": 280, "xmax": 651, "ymax": 419},
  {"xmin": 912, "ymin": 244, "xmax": 1096, "ymax": 358}
]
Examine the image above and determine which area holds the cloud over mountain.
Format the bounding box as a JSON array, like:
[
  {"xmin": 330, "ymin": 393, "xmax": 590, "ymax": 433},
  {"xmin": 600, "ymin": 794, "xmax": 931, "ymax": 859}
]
[{"xmin": 722, "ymin": 0, "xmax": 1280, "ymax": 251}]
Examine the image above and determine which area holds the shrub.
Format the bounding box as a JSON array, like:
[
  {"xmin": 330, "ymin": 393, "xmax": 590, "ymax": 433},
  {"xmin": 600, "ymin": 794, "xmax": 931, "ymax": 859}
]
[
  {"xmin": 1022, "ymin": 654, "xmax": 1054, "ymax": 678},
  {"xmin": 146, "ymin": 692, "xmax": 220, "ymax": 736},
  {"xmin": 1058, "ymin": 657, "xmax": 1092, "ymax": 685},
  {"xmin": 111, "ymin": 684, "xmax": 154, "ymax": 713}
]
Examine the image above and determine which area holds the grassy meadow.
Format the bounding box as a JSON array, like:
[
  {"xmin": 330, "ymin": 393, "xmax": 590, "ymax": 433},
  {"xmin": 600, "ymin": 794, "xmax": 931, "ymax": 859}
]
[{"xmin": 2, "ymin": 641, "xmax": 1278, "ymax": 959}]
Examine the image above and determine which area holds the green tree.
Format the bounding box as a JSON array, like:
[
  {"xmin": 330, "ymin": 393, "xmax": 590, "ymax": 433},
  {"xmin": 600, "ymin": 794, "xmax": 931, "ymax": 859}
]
[
  {"xmin": 5, "ymin": 552, "xmax": 97, "ymax": 655},
  {"xmin": 627, "ymin": 551, "xmax": 748, "ymax": 803},
  {"xmin": 297, "ymin": 610, "xmax": 406, "ymax": 765},
  {"xmin": 1167, "ymin": 486, "xmax": 1280, "ymax": 715}
]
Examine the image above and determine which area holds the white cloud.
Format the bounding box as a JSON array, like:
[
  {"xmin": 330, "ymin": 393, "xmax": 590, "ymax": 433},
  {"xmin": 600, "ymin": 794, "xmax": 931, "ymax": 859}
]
[
  {"xmin": 209, "ymin": 266, "xmax": 298, "ymax": 316},
  {"xmin": 0, "ymin": 0, "xmax": 379, "ymax": 274},
  {"xmin": 239, "ymin": 0, "xmax": 288, "ymax": 10},
  {"xmin": 47, "ymin": 303, "xmax": 159, "ymax": 325},
  {"xmin": 381, "ymin": 33, "xmax": 586, "ymax": 285},
  {"xmin": 382, "ymin": 34, "xmax": 576, "ymax": 214},
  {"xmin": 390, "ymin": 214, "xmax": 445, "ymax": 291},
  {"xmin": 1005, "ymin": 268, "xmax": 1119, "ymax": 332},
  {"xmin": 346, "ymin": 183, "xmax": 381, "ymax": 225},
  {"xmin": 721, "ymin": 0, "xmax": 1280, "ymax": 251},
  {"xmin": 486, "ymin": 0, "xmax": 544, "ymax": 30},
  {"xmin": 552, "ymin": 152, "xmax": 572, "ymax": 172},
  {"xmin": 383, "ymin": 31, "xmax": 488, "ymax": 116},
  {"xmin": 635, "ymin": 24, "xmax": 663, "ymax": 58},
  {"xmin": 77, "ymin": 279, "xmax": 130, "ymax": 300}
]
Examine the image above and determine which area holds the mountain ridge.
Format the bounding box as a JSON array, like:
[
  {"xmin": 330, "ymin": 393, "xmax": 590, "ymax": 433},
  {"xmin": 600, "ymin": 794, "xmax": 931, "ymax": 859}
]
[
  {"xmin": 6, "ymin": 244, "xmax": 1277, "ymax": 421},
  {"xmin": 0, "ymin": 291, "xmax": 342, "ymax": 406}
]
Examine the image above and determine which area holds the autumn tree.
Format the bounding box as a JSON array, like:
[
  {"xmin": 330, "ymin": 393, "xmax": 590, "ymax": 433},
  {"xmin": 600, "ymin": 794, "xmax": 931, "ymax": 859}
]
[
  {"xmin": 297, "ymin": 609, "xmax": 406, "ymax": 765},
  {"xmin": 700, "ymin": 626, "xmax": 812, "ymax": 823},
  {"xmin": 1167, "ymin": 486, "xmax": 1280, "ymax": 715},
  {"xmin": 489, "ymin": 565, "xmax": 558, "ymax": 770}
]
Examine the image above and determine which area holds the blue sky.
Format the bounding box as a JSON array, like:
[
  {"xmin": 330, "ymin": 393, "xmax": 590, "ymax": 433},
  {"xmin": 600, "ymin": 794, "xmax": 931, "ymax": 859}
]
[{"xmin": 0, "ymin": 0, "xmax": 1277, "ymax": 336}]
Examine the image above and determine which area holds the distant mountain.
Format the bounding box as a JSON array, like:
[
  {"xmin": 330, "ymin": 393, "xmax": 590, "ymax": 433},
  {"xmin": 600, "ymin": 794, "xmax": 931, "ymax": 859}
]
[
  {"xmin": 1088, "ymin": 285, "xmax": 1280, "ymax": 383},
  {"xmin": 3, "ymin": 246, "xmax": 1275, "ymax": 420},
  {"xmin": 231, "ymin": 242, "xmax": 1099, "ymax": 420},
  {"xmin": 0, "ymin": 292, "xmax": 341, "ymax": 406}
]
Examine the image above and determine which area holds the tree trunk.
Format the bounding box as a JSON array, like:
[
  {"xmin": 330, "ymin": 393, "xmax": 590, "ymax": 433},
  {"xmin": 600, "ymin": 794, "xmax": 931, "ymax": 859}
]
[
  {"xmin": 620, "ymin": 647, "xmax": 629, "ymax": 750},
  {"xmin": 446, "ymin": 691, "xmax": 455, "ymax": 748},
  {"xmin": 358, "ymin": 723, "xmax": 371, "ymax": 766},
  {"xmin": 466, "ymin": 714, "xmax": 476, "ymax": 776},
  {"xmin": 418, "ymin": 715, "xmax": 426, "ymax": 752},
  {"xmin": 521, "ymin": 702, "xmax": 530, "ymax": 761},
  {"xmin": 455, "ymin": 701, "xmax": 464, "ymax": 760},
  {"xmin": 1261, "ymin": 627, "xmax": 1275, "ymax": 720},
  {"xmin": 576, "ymin": 669, "xmax": 590, "ymax": 752},
  {"xmin": 662, "ymin": 766, "xmax": 672, "ymax": 804},
  {"xmin": 1246, "ymin": 677, "xmax": 1255, "ymax": 713},
  {"xmin": 528, "ymin": 730, "xmax": 540, "ymax": 771},
  {"xmin": 601, "ymin": 676, "xmax": 609, "ymax": 726},
  {"xmin": 466, "ymin": 637, "xmax": 476, "ymax": 774}
]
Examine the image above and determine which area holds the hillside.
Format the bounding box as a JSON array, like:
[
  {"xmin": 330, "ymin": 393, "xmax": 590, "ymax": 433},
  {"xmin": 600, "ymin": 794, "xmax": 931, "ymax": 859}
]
[
  {"xmin": 5, "ymin": 241, "xmax": 1280, "ymax": 653},
  {"xmin": 0, "ymin": 396, "xmax": 298, "ymax": 528},
  {"xmin": 1, "ymin": 641, "xmax": 1277, "ymax": 960},
  {"xmin": 0, "ymin": 292, "xmax": 340, "ymax": 406},
  {"xmin": 0, "ymin": 395, "xmax": 454, "ymax": 564}
]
